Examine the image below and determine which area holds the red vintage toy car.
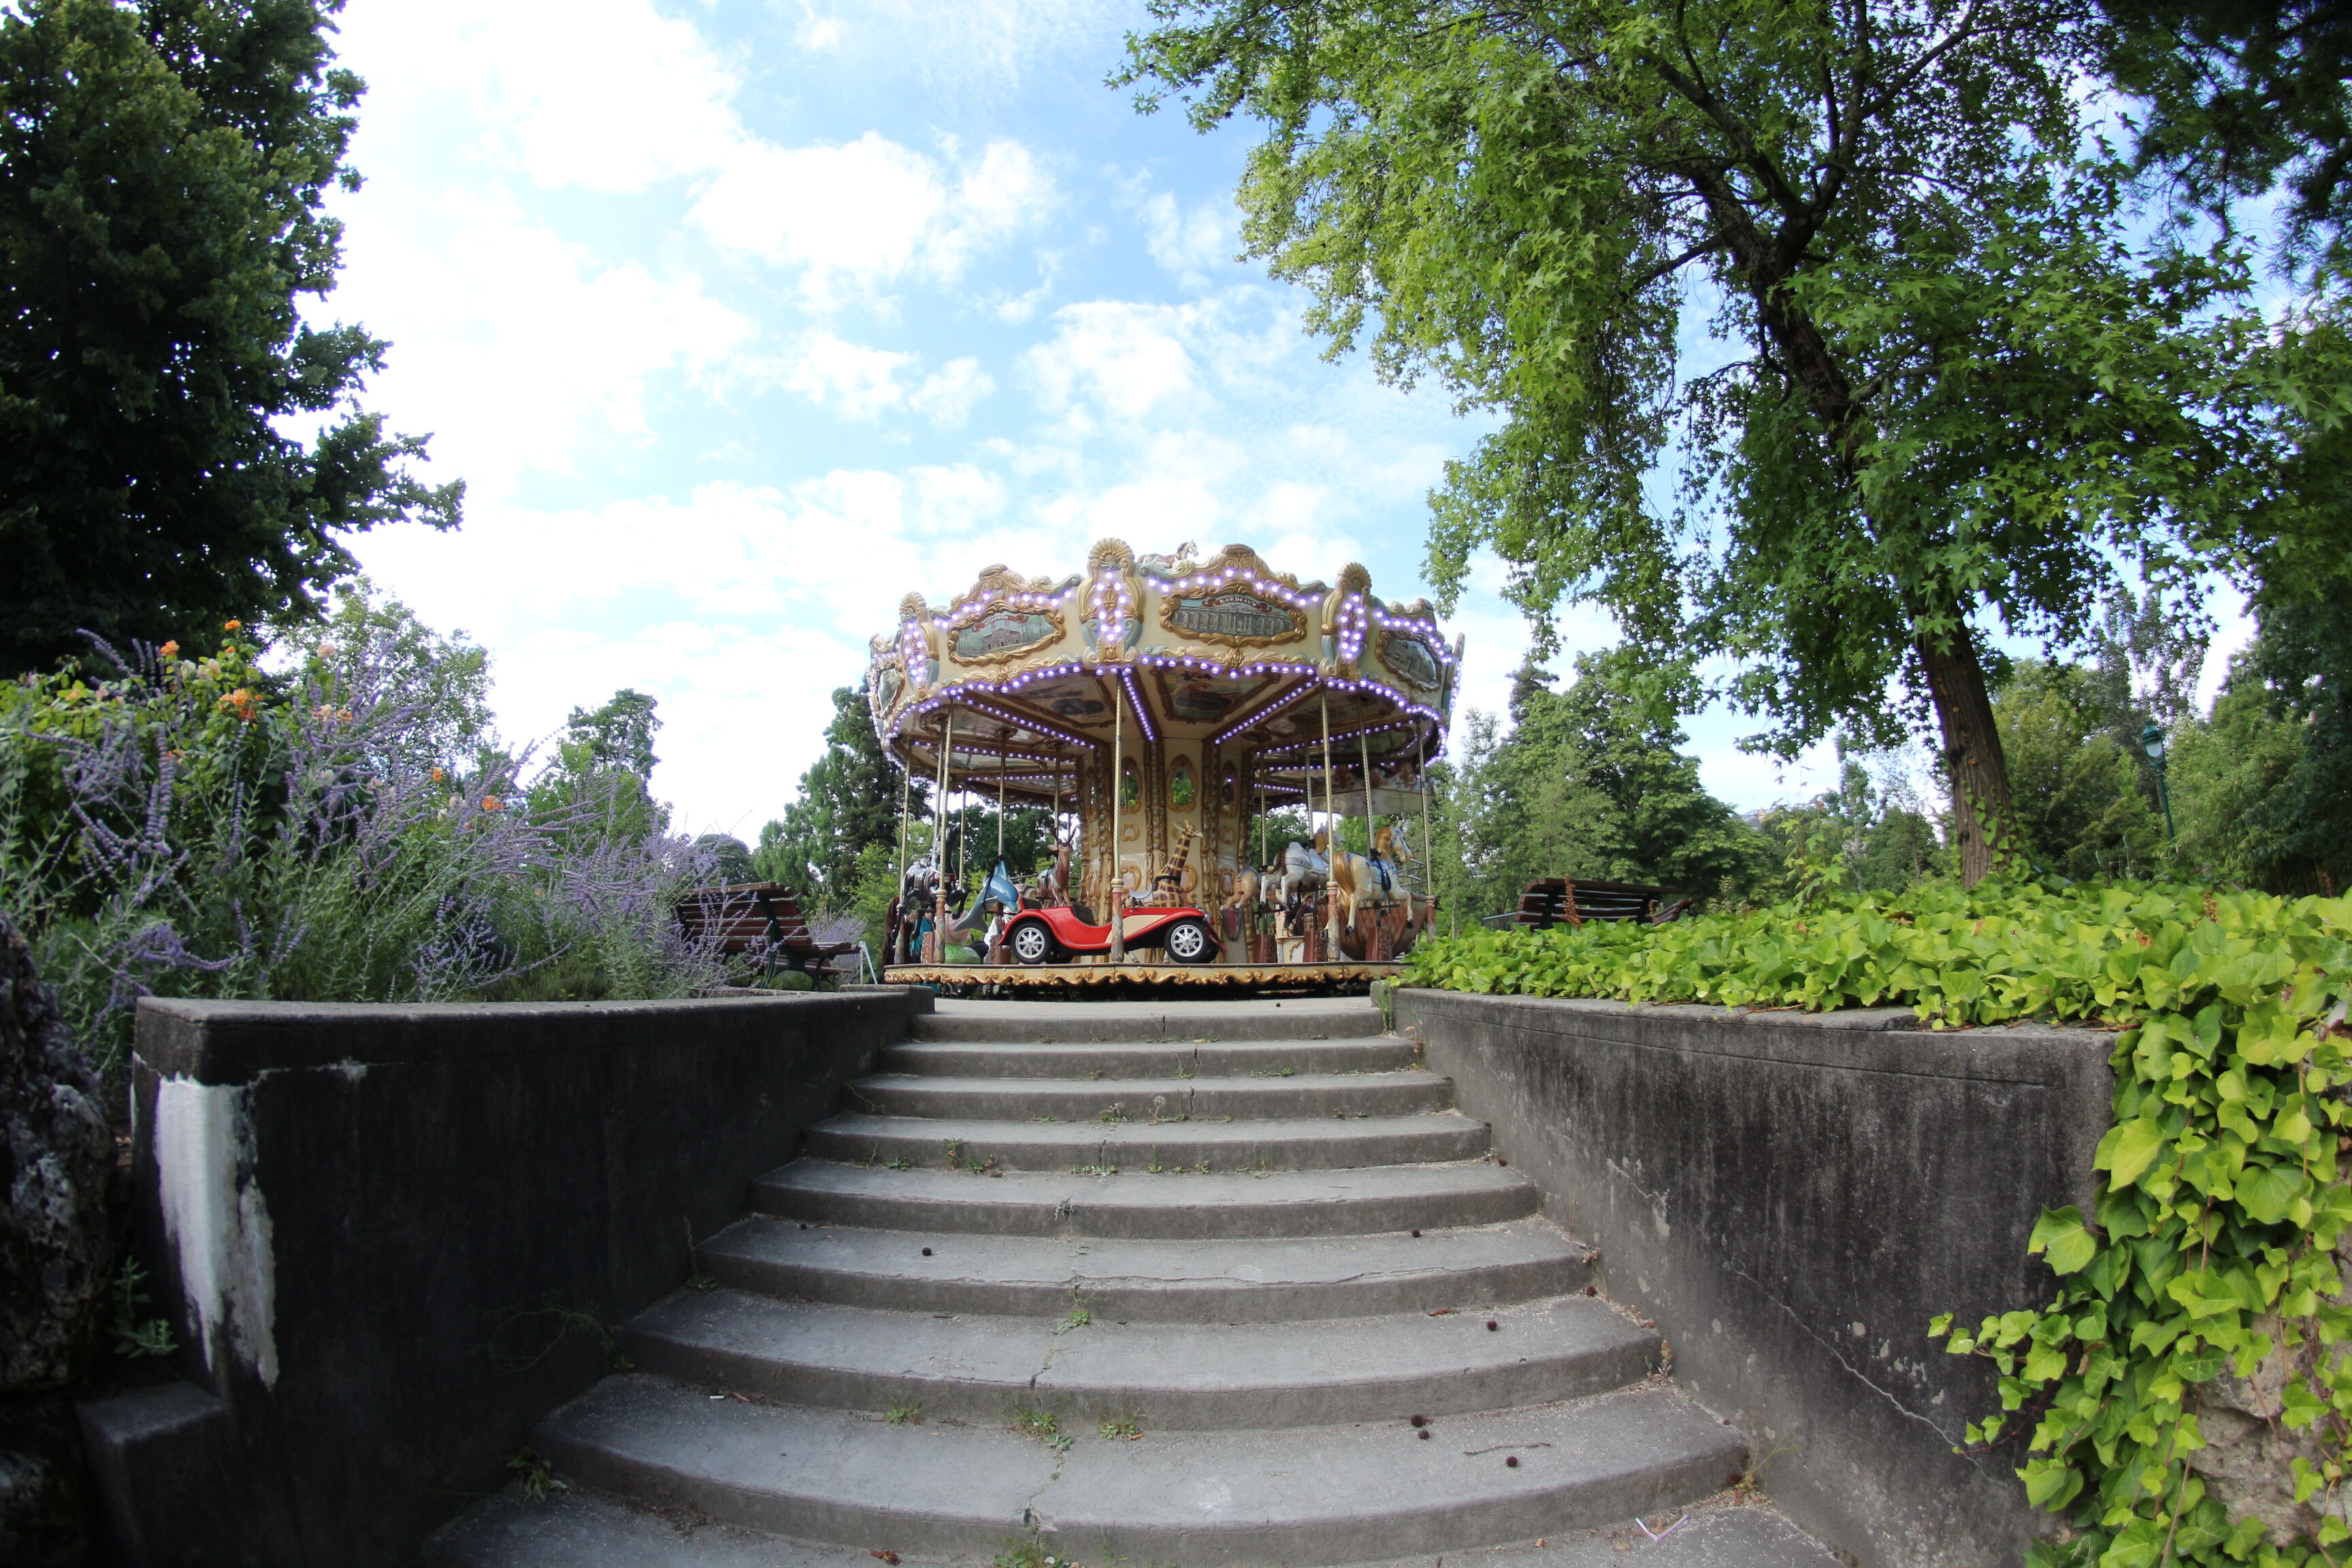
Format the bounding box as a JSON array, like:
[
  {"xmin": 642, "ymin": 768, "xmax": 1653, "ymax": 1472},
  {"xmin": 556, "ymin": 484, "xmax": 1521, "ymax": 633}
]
[{"xmin": 1003, "ymin": 902, "xmax": 1222, "ymax": 965}]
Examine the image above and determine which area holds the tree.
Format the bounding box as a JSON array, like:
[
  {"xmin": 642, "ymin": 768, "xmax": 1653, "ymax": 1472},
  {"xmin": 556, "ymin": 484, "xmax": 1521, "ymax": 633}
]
[
  {"xmin": 1122, "ymin": 0, "xmax": 2274, "ymax": 885},
  {"xmin": 561, "ymin": 689, "xmax": 659, "ymax": 779},
  {"xmin": 691, "ymin": 834, "xmax": 755, "ymax": 885},
  {"xmin": 1428, "ymin": 652, "xmax": 1761, "ymax": 919},
  {"xmin": 751, "ymin": 684, "xmax": 927, "ymax": 909},
  {"xmin": 274, "ymin": 576, "xmax": 493, "ymax": 774},
  {"xmin": 2163, "ymin": 602, "xmax": 2352, "ymax": 896},
  {"xmin": 0, "ymin": 0, "xmax": 461, "ymax": 676},
  {"xmin": 1991, "ymin": 659, "xmax": 2170, "ymax": 881},
  {"xmin": 2098, "ymin": 0, "xmax": 2352, "ymax": 256},
  {"xmin": 530, "ymin": 688, "xmax": 666, "ymax": 847}
]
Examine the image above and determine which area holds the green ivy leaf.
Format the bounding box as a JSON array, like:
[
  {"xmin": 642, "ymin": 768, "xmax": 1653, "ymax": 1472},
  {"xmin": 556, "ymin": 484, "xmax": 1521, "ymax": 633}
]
[
  {"xmin": 2029, "ymin": 1206, "xmax": 2099, "ymax": 1275},
  {"xmin": 2237, "ymin": 1161, "xmax": 2307, "ymax": 1224},
  {"xmin": 2097, "ymin": 1117, "xmax": 2170, "ymax": 1188}
]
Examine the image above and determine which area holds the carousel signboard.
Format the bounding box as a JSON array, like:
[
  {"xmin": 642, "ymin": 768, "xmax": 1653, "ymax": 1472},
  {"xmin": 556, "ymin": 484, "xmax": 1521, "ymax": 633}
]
[
  {"xmin": 950, "ymin": 604, "xmax": 1064, "ymax": 666},
  {"xmin": 1160, "ymin": 587, "xmax": 1305, "ymax": 647},
  {"xmin": 1377, "ymin": 627, "xmax": 1443, "ymax": 692}
]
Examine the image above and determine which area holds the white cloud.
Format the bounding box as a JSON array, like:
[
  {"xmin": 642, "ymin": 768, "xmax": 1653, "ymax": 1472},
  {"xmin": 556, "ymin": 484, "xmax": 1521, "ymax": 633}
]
[
  {"xmin": 331, "ymin": 193, "xmax": 755, "ymax": 497},
  {"xmin": 786, "ymin": 333, "xmax": 917, "ymax": 419},
  {"xmin": 782, "ymin": 0, "xmax": 1122, "ymax": 93},
  {"xmin": 1140, "ymin": 191, "xmax": 1237, "ymax": 282},
  {"xmin": 338, "ymin": 0, "xmax": 747, "ymax": 193},
  {"xmin": 783, "ymin": 337, "xmax": 994, "ymax": 426},
  {"xmin": 910, "ymin": 359, "xmax": 994, "ymax": 427},
  {"xmin": 689, "ymin": 133, "xmax": 1055, "ymax": 304},
  {"xmin": 1027, "ymin": 300, "xmax": 1202, "ymax": 424}
]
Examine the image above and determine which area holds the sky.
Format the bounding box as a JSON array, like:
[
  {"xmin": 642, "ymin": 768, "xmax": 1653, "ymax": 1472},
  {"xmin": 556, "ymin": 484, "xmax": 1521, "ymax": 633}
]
[{"xmin": 320, "ymin": 0, "xmax": 2242, "ymax": 840}]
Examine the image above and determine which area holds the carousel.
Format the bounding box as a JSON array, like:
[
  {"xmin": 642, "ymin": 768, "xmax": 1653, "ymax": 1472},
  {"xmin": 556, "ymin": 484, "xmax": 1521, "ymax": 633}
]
[{"xmin": 874, "ymin": 539, "xmax": 1461, "ymax": 993}]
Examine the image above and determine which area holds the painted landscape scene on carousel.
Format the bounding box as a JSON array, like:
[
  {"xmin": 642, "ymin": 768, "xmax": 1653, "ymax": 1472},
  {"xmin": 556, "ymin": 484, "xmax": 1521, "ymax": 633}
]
[{"xmin": 866, "ymin": 539, "xmax": 1463, "ymax": 991}]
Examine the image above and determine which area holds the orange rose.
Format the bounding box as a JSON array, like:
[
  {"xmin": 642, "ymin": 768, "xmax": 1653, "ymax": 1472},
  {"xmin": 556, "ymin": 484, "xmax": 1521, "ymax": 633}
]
[
  {"xmin": 223, "ymin": 619, "xmax": 242, "ymax": 632},
  {"xmin": 158, "ymin": 640, "xmax": 180, "ymax": 659},
  {"xmin": 481, "ymin": 796, "xmax": 502, "ymax": 812},
  {"xmin": 430, "ymin": 767, "xmax": 445, "ymax": 783}
]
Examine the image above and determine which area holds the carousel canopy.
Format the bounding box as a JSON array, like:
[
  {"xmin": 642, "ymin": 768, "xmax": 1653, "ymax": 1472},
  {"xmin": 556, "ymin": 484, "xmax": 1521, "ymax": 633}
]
[{"xmin": 868, "ymin": 539, "xmax": 1461, "ymax": 811}]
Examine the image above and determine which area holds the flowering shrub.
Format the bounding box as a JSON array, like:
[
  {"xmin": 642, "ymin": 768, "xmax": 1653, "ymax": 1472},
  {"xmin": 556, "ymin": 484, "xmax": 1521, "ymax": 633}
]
[
  {"xmin": 1405, "ymin": 883, "xmax": 2352, "ymax": 1562},
  {"xmin": 0, "ymin": 623, "xmax": 728, "ymax": 1066}
]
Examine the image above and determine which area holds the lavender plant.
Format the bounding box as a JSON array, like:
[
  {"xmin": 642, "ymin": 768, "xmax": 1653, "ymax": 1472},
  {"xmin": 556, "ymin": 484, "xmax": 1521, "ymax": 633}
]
[{"xmin": 0, "ymin": 615, "xmax": 728, "ymax": 1068}]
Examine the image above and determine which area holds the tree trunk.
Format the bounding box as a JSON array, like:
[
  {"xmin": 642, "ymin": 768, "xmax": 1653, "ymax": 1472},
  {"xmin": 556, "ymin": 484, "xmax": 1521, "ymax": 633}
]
[{"xmin": 1914, "ymin": 634, "xmax": 2018, "ymax": 887}]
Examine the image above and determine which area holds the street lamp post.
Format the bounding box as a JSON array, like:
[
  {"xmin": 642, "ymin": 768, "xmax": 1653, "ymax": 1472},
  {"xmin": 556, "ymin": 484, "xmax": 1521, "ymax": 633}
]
[{"xmin": 2142, "ymin": 723, "xmax": 2176, "ymax": 840}]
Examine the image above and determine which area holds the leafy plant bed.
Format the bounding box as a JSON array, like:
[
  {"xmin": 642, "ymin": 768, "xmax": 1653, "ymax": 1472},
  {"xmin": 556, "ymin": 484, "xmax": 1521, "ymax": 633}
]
[{"xmin": 1407, "ymin": 881, "xmax": 2352, "ymax": 1565}]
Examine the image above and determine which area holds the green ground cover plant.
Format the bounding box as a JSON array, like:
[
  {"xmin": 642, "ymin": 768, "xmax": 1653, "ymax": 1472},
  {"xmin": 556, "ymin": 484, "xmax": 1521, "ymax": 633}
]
[{"xmin": 1405, "ymin": 881, "xmax": 2352, "ymax": 1562}]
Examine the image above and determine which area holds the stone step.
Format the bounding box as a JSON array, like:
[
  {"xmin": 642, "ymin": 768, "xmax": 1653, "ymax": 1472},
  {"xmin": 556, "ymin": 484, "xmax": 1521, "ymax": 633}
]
[
  {"xmin": 531, "ymin": 1375, "xmax": 1748, "ymax": 1565},
  {"xmin": 698, "ymin": 1215, "xmax": 1590, "ymax": 1320},
  {"xmin": 623, "ymin": 1291, "xmax": 1658, "ymax": 1429},
  {"xmin": 909, "ymin": 999, "xmax": 1384, "ymax": 1044},
  {"xmin": 753, "ymin": 1160, "xmax": 1539, "ymax": 1239},
  {"xmin": 882, "ymin": 1035, "xmax": 1422, "ymax": 1080},
  {"xmin": 804, "ymin": 1111, "xmax": 1490, "ymax": 1173},
  {"xmin": 845, "ymin": 1071, "xmax": 1452, "ymax": 1123},
  {"xmin": 431, "ymin": 1486, "xmax": 1842, "ymax": 1568}
]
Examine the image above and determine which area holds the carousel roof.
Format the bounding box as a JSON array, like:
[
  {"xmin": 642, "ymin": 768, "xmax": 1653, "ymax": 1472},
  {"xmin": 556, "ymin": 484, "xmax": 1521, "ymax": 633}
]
[{"xmin": 867, "ymin": 539, "xmax": 1461, "ymax": 806}]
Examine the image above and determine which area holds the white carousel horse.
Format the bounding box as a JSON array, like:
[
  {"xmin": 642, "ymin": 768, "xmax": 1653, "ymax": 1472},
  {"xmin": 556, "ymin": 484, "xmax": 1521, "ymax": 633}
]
[
  {"xmin": 1270, "ymin": 834, "xmax": 1328, "ymax": 909},
  {"xmin": 1330, "ymin": 826, "xmax": 1433, "ymax": 943}
]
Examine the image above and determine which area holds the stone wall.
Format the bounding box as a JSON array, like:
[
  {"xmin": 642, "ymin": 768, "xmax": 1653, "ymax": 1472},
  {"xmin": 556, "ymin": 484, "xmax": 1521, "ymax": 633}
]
[
  {"xmin": 79, "ymin": 987, "xmax": 931, "ymax": 1567},
  {"xmin": 1400, "ymin": 989, "xmax": 2114, "ymax": 1568}
]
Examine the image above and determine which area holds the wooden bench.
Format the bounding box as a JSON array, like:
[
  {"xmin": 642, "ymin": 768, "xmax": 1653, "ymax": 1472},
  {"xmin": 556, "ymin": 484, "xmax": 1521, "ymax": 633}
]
[
  {"xmin": 1482, "ymin": 877, "xmax": 1695, "ymax": 931},
  {"xmin": 676, "ymin": 882, "xmax": 860, "ymax": 979}
]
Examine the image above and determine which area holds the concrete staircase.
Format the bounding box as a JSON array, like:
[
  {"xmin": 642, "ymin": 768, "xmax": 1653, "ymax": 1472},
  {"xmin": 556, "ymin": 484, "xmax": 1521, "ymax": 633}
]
[{"xmin": 433, "ymin": 997, "xmax": 1838, "ymax": 1567}]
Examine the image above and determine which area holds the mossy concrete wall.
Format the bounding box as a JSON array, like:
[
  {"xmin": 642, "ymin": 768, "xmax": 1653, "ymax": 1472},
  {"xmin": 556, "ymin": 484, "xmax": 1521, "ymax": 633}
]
[
  {"xmin": 80, "ymin": 987, "xmax": 931, "ymax": 1567},
  {"xmin": 1400, "ymin": 989, "xmax": 2114, "ymax": 1568}
]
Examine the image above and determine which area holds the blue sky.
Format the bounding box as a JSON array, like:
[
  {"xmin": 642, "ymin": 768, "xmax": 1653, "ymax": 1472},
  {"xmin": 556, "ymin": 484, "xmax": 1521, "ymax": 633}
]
[{"xmin": 320, "ymin": 0, "xmax": 2239, "ymax": 838}]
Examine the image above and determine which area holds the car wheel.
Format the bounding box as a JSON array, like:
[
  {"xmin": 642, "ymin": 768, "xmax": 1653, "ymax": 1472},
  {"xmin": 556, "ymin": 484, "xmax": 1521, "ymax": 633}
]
[
  {"xmin": 1162, "ymin": 917, "xmax": 1216, "ymax": 965},
  {"xmin": 1009, "ymin": 921, "xmax": 1059, "ymax": 966}
]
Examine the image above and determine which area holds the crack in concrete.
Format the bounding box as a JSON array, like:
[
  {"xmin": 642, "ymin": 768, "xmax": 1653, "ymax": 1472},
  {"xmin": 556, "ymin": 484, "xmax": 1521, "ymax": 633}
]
[{"xmin": 1726, "ymin": 1263, "xmax": 1995, "ymax": 1475}]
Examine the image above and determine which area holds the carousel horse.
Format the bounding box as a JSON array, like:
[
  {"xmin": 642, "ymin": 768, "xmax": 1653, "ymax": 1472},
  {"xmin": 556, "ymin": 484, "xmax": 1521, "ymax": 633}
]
[{"xmin": 1271, "ymin": 833, "xmax": 1328, "ymax": 910}]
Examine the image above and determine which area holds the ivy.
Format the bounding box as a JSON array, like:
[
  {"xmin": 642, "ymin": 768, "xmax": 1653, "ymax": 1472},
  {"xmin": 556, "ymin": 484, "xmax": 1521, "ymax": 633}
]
[{"xmin": 1404, "ymin": 881, "xmax": 2352, "ymax": 1563}]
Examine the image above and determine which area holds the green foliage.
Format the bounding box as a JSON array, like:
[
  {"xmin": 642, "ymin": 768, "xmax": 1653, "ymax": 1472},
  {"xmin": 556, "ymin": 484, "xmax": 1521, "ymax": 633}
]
[
  {"xmin": 1995, "ymin": 659, "xmax": 2170, "ymax": 883},
  {"xmin": 0, "ymin": 617, "xmax": 719, "ymax": 1062},
  {"xmin": 691, "ymin": 834, "xmax": 755, "ymax": 886},
  {"xmin": 1422, "ymin": 651, "xmax": 1762, "ymax": 924},
  {"xmin": 561, "ymin": 688, "xmax": 659, "ymax": 779},
  {"xmin": 0, "ymin": 0, "xmax": 461, "ymax": 676},
  {"xmin": 1123, "ymin": 0, "xmax": 2280, "ymax": 883},
  {"xmin": 1409, "ymin": 882, "xmax": 2352, "ymax": 1558},
  {"xmin": 753, "ymin": 682, "xmax": 928, "ymax": 910},
  {"xmin": 2097, "ymin": 0, "xmax": 2352, "ymax": 256},
  {"xmin": 108, "ymin": 1258, "xmax": 174, "ymax": 1359},
  {"xmin": 274, "ymin": 576, "xmax": 496, "ymax": 772}
]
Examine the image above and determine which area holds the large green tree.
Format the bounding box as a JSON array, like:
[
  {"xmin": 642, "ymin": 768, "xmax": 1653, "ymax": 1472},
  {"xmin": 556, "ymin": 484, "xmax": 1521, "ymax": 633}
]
[
  {"xmin": 1122, "ymin": 0, "xmax": 2274, "ymax": 885},
  {"xmin": 0, "ymin": 0, "xmax": 460, "ymax": 675}
]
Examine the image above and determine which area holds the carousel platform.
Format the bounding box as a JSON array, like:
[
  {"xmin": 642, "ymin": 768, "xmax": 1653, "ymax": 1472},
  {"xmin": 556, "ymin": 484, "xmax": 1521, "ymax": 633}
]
[{"xmin": 878, "ymin": 959, "xmax": 1402, "ymax": 996}]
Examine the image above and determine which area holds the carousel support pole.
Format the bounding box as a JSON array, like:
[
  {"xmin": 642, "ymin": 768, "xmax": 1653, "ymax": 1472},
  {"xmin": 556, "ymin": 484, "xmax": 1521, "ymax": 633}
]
[
  {"xmin": 1108, "ymin": 674, "xmax": 1127, "ymax": 964},
  {"xmin": 892, "ymin": 753, "xmax": 911, "ymax": 964},
  {"xmin": 928, "ymin": 710, "xmax": 953, "ymax": 964},
  {"xmin": 1419, "ymin": 732, "xmax": 1436, "ymax": 948},
  {"xmin": 1361, "ymin": 727, "xmax": 1386, "ymax": 963},
  {"xmin": 1322, "ymin": 692, "xmax": 1339, "ymax": 963}
]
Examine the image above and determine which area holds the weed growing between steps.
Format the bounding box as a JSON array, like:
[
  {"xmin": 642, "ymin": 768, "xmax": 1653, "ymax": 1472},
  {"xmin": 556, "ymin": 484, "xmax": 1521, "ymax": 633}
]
[{"xmin": 1408, "ymin": 882, "xmax": 2352, "ymax": 1564}]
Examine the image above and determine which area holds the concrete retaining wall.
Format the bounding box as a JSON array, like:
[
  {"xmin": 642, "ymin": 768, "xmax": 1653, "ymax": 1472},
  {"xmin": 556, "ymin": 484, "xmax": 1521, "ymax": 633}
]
[
  {"xmin": 81, "ymin": 988, "xmax": 931, "ymax": 1567},
  {"xmin": 1399, "ymin": 989, "xmax": 2114, "ymax": 1568}
]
